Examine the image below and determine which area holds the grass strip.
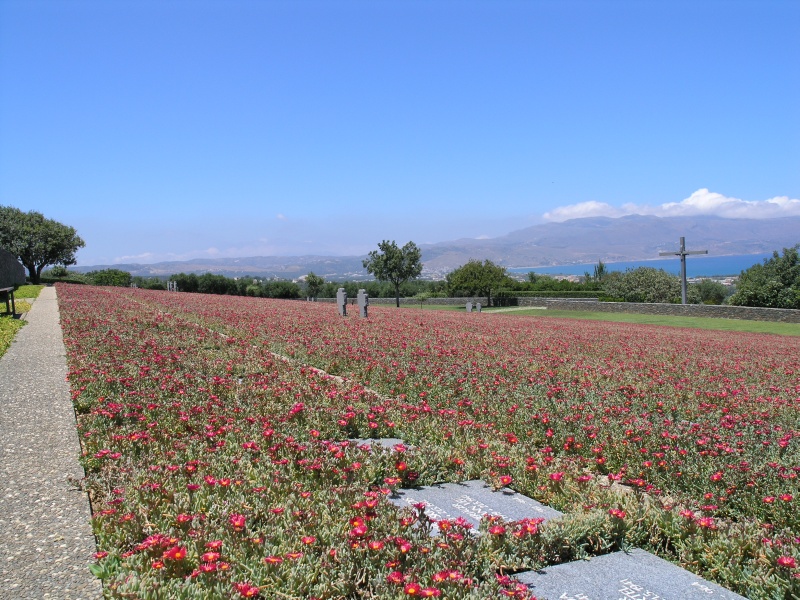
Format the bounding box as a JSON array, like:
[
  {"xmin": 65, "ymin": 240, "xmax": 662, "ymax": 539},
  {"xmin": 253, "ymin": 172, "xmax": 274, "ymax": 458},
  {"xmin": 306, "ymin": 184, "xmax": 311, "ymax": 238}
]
[
  {"xmin": 482, "ymin": 307, "xmax": 800, "ymax": 336},
  {"xmin": 0, "ymin": 315, "xmax": 25, "ymax": 358}
]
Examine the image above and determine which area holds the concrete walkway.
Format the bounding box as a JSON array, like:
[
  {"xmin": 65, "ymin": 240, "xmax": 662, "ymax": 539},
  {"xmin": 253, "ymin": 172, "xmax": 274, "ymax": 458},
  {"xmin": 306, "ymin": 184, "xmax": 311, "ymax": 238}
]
[{"xmin": 0, "ymin": 287, "xmax": 101, "ymax": 599}]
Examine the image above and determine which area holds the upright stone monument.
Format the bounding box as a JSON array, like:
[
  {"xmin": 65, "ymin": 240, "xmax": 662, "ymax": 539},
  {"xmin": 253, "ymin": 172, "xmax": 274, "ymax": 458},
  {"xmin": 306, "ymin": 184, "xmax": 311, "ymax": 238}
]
[
  {"xmin": 357, "ymin": 289, "xmax": 369, "ymax": 318},
  {"xmin": 336, "ymin": 287, "xmax": 348, "ymax": 317},
  {"xmin": 466, "ymin": 302, "xmax": 473, "ymax": 313},
  {"xmin": 476, "ymin": 303, "xmax": 482, "ymax": 313}
]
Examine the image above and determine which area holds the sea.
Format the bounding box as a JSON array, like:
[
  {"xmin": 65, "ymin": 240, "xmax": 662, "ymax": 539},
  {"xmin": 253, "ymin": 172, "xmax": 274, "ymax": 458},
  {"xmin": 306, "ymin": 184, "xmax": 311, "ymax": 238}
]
[{"xmin": 508, "ymin": 253, "xmax": 774, "ymax": 279}]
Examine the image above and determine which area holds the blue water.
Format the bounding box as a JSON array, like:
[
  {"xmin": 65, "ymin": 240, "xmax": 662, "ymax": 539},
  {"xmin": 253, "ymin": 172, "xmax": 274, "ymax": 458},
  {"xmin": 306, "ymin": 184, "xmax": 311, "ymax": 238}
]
[{"xmin": 509, "ymin": 253, "xmax": 773, "ymax": 278}]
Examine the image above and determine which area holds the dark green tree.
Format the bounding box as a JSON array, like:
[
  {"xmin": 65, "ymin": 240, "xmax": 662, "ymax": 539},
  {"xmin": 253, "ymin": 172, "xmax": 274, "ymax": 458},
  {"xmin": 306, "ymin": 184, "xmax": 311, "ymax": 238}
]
[
  {"xmin": 362, "ymin": 240, "xmax": 423, "ymax": 307},
  {"xmin": 446, "ymin": 259, "xmax": 509, "ymax": 307},
  {"xmin": 87, "ymin": 269, "xmax": 132, "ymax": 287},
  {"xmin": 728, "ymin": 245, "xmax": 800, "ymax": 309},
  {"xmin": 602, "ymin": 267, "xmax": 681, "ymax": 303},
  {"xmin": 305, "ymin": 272, "xmax": 325, "ymax": 299},
  {"xmin": 0, "ymin": 206, "xmax": 85, "ymax": 284},
  {"xmin": 688, "ymin": 279, "xmax": 729, "ymax": 305}
]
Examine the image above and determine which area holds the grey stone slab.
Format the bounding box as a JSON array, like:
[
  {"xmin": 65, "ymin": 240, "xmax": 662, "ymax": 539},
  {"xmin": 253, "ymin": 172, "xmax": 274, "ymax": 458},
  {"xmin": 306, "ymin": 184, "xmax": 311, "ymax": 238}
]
[
  {"xmin": 390, "ymin": 480, "xmax": 562, "ymax": 533},
  {"xmin": 350, "ymin": 438, "xmax": 409, "ymax": 451},
  {"xmin": 515, "ymin": 548, "xmax": 747, "ymax": 600}
]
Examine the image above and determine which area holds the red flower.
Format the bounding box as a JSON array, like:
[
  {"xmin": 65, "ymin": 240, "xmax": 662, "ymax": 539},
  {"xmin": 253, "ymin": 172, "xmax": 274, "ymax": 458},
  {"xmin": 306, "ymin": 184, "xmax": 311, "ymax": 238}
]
[
  {"xmin": 404, "ymin": 582, "xmax": 421, "ymax": 595},
  {"xmin": 162, "ymin": 545, "xmax": 187, "ymax": 561},
  {"xmin": 229, "ymin": 513, "xmax": 246, "ymax": 531},
  {"xmin": 387, "ymin": 570, "xmax": 405, "ymax": 584},
  {"xmin": 234, "ymin": 582, "xmax": 260, "ymax": 598},
  {"xmin": 777, "ymin": 556, "xmax": 797, "ymax": 569}
]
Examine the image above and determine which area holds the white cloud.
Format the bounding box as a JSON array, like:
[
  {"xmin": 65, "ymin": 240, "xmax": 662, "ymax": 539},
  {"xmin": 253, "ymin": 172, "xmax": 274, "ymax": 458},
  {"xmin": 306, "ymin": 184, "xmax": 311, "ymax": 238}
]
[
  {"xmin": 276, "ymin": 213, "xmax": 287, "ymax": 221},
  {"xmin": 113, "ymin": 252, "xmax": 158, "ymax": 263},
  {"xmin": 543, "ymin": 189, "xmax": 800, "ymax": 222}
]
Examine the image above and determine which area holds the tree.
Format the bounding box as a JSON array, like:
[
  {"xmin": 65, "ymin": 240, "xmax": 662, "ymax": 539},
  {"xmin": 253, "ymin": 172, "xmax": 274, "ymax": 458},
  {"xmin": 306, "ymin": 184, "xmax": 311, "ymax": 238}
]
[
  {"xmin": 688, "ymin": 279, "xmax": 729, "ymax": 305},
  {"xmin": 305, "ymin": 272, "xmax": 324, "ymax": 300},
  {"xmin": 728, "ymin": 245, "xmax": 800, "ymax": 309},
  {"xmin": 87, "ymin": 269, "xmax": 132, "ymax": 287},
  {"xmin": 446, "ymin": 259, "xmax": 509, "ymax": 307},
  {"xmin": 0, "ymin": 206, "xmax": 85, "ymax": 284},
  {"xmin": 602, "ymin": 267, "xmax": 681, "ymax": 303},
  {"xmin": 362, "ymin": 240, "xmax": 423, "ymax": 307}
]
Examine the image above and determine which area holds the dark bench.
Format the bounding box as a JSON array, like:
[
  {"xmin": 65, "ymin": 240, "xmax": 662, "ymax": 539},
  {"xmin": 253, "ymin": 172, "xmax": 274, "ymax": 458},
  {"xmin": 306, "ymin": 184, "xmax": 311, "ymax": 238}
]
[{"xmin": 1, "ymin": 287, "xmax": 17, "ymax": 316}]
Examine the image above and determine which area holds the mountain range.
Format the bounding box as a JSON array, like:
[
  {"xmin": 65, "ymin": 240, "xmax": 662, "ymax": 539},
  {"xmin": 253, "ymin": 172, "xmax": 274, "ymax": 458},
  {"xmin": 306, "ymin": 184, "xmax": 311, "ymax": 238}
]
[{"xmin": 74, "ymin": 215, "xmax": 800, "ymax": 279}]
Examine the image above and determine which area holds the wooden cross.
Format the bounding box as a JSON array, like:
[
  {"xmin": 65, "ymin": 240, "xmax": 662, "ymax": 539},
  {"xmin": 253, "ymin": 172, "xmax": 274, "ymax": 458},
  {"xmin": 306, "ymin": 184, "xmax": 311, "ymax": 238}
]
[{"xmin": 659, "ymin": 237, "xmax": 708, "ymax": 305}]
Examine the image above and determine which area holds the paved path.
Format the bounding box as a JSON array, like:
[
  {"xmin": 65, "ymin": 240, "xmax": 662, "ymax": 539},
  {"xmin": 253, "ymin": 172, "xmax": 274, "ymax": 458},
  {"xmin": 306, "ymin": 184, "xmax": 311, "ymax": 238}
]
[{"xmin": 0, "ymin": 287, "xmax": 101, "ymax": 599}]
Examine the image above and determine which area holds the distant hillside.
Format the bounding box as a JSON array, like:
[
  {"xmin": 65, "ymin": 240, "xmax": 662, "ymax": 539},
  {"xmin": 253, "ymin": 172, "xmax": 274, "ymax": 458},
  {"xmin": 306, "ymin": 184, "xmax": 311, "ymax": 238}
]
[
  {"xmin": 74, "ymin": 215, "xmax": 800, "ymax": 279},
  {"xmin": 419, "ymin": 215, "xmax": 800, "ymax": 271}
]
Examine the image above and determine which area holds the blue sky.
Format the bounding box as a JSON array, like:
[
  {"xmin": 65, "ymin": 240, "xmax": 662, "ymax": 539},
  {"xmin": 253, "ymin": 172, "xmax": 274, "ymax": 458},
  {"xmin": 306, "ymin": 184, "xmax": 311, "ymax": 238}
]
[{"xmin": 1, "ymin": 0, "xmax": 798, "ymax": 266}]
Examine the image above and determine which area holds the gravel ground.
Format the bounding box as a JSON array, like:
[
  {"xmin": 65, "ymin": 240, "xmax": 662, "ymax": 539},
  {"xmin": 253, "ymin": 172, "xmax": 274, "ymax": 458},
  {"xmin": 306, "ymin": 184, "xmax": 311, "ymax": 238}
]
[{"xmin": 0, "ymin": 287, "xmax": 102, "ymax": 599}]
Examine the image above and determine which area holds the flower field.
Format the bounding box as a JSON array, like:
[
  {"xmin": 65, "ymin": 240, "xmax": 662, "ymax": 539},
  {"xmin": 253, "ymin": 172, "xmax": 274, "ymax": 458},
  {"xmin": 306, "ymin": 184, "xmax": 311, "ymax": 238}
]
[{"xmin": 58, "ymin": 284, "xmax": 800, "ymax": 599}]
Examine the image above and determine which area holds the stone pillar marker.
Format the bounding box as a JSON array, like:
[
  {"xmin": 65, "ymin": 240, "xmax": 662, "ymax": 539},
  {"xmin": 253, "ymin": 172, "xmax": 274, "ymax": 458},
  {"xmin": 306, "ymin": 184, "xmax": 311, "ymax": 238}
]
[
  {"xmin": 659, "ymin": 236, "xmax": 708, "ymax": 305},
  {"xmin": 336, "ymin": 287, "xmax": 347, "ymax": 316},
  {"xmin": 476, "ymin": 303, "xmax": 482, "ymax": 313},
  {"xmin": 466, "ymin": 302, "xmax": 473, "ymax": 313},
  {"xmin": 357, "ymin": 289, "xmax": 369, "ymax": 318}
]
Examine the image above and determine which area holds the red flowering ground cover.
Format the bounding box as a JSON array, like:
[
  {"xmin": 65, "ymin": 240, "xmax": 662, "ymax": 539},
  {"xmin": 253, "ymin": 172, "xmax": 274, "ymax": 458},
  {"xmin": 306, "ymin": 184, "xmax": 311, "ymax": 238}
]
[{"xmin": 58, "ymin": 285, "xmax": 800, "ymax": 599}]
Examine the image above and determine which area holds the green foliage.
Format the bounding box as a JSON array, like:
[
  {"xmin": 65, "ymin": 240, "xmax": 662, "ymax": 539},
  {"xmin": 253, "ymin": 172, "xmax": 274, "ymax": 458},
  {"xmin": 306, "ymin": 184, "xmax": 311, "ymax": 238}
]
[
  {"xmin": 87, "ymin": 269, "xmax": 133, "ymax": 287},
  {"xmin": 47, "ymin": 265, "xmax": 69, "ymax": 278},
  {"xmin": 0, "ymin": 313, "xmax": 25, "ymax": 358},
  {"xmin": 446, "ymin": 259, "xmax": 510, "ymax": 306},
  {"xmin": 602, "ymin": 267, "xmax": 681, "ymax": 303},
  {"xmin": 304, "ymin": 272, "xmax": 324, "ymax": 299},
  {"xmin": 11, "ymin": 284, "xmax": 44, "ymax": 299},
  {"xmin": 497, "ymin": 290, "xmax": 601, "ymax": 299},
  {"xmin": 362, "ymin": 240, "xmax": 423, "ymax": 307},
  {"xmin": 0, "ymin": 205, "xmax": 85, "ymax": 284},
  {"xmin": 728, "ymin": 245, "xmax": 800, "ymax": 309},
  {"xmin": 132, "ymin": 277, "xmax": 167, "ymax": 291},
  {"xmin": 688, "ymin": 279, "xmax": 729, "ymax": 305}
]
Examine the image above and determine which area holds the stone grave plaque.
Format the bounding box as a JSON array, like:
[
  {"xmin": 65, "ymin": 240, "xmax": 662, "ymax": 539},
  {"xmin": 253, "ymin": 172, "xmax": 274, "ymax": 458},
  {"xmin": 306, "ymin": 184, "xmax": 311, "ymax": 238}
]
[
  {"xmin": 466, "ymin": 302, "xmax": 473, "ymax": 313},
  {"xmin": 514, "ymin": 548, "xmax": 747, "ymax": 600},
  {"xmin": 476, "ymin": 303, "xmax": 482, "ymax": 312},
  {"xmin": 390, "ymin": 480, "xmax": 562, "ymax": 533},
  {"xmin": 350, "ymin": 438, "xmax": 409, "ymax": 451}
]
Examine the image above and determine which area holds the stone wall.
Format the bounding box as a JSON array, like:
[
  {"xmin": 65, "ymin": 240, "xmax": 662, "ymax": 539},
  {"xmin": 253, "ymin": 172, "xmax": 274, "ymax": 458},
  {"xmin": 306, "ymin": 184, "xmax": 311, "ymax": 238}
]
[
  {"xmin": 0, "ymin": 248, "xmax": 26, "ymax": 288},
  {"xmin": 515, "ymin": 298, "xmax": 800, "ymax": 323},
  {"xmin": 313, "ymin": 295, "xmax": 800, "ymax": 323}
]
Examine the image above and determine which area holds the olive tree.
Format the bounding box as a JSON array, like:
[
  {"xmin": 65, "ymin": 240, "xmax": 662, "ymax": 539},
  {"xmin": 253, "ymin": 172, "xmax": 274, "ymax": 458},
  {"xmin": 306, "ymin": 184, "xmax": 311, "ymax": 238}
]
[
  {"xmin": 362, "ymin": 240, "xmax": 423, "ymax": 307},
  {"xmin": 0, "ymin": 206, "xmax": 85, "ymax": 284},
  {"xmin": 305, "ymin": 271, "xmax": 325, "ymax": 300},
  {"xmin": 602, "ymin": 267, "xmax": 681, "ymax": 303},
  {"xmin": 446, "ymin": 259, "xmax": 509, "ymax": 307}
]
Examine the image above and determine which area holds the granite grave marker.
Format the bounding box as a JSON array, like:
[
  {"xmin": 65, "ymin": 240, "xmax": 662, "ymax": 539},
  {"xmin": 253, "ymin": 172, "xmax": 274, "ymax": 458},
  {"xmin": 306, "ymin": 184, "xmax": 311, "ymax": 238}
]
[
  {"xmin": 390, "ymin": 479, "xmax": 562, "ymax": 533},
  {"xmin": 357, "ymin": 289, "xmax": 369, "ymax": 318},
  {"xmin": 514, "ymin": 548, "xmax": 747, "ymax": 600},
  {"xmin": 336, "ymin": 287, "xmax": 347, "ymax": 316}
]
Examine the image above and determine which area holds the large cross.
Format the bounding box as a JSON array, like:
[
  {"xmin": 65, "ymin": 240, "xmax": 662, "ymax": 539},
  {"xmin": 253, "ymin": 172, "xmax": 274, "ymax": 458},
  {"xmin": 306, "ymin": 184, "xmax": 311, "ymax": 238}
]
[{"xmin": 659, "ymin": 237, "xmax": 708, "ymax": 305}]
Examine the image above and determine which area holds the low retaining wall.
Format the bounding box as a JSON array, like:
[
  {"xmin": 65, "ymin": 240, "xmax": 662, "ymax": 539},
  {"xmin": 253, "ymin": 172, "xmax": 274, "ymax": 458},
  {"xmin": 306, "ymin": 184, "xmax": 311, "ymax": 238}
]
[
  {"xmin": 314, "ymin": 296, "xmax": 800, "ymax": 323},
  {"xmin": 516, "ymin": 298, "xmax": 800, "ymax": 323}
]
